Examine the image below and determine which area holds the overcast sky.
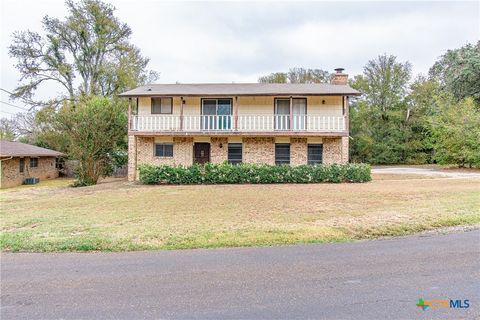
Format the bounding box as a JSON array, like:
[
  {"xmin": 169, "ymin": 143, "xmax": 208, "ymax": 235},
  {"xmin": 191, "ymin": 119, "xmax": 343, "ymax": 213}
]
[{"xmin": 1, "ymin": 0, "xmax": 479, "ymax": 117}]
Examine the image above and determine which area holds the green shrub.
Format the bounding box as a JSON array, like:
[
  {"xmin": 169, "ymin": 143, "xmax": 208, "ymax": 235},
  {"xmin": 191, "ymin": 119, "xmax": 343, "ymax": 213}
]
[{"xmin": 138, "ymin": 162, "xmax": 371, "ymax": 185}]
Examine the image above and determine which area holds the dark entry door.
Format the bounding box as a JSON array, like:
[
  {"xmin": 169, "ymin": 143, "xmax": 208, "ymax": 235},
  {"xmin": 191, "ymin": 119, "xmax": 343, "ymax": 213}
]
[{"xmin": 194, "ymin": 143, "xmax": 210, "ymax": 164}]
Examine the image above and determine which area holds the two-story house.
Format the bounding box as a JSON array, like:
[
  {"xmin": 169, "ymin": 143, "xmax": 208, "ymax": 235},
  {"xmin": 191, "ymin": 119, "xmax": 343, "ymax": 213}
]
[{"xmin": 120, "ymin": 68, "xmax": 360, "ymax": 181}]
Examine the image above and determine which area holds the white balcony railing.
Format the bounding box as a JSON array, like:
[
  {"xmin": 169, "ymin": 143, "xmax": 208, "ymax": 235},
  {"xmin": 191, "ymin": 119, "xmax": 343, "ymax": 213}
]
[{"xmin": 131, "ymin": 115, "xmax": 346, "ymax": 132}]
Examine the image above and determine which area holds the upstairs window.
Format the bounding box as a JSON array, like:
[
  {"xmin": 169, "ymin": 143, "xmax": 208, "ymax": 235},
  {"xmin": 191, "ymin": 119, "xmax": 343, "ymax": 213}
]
[
  {"xmin": 151, "ymin": 97, "xmax": 173, "ymax": 114},
  {"xmin": 274, "ymin": 98, "xmax": 306, "ymax": 130},
  {"xmin": 19, "ymin": 158, "xmax": 25, "ymax": 173},
  {"xmin": 155, "ymin": 143, "xmax": 173, "ymax": 157},
  {"xmin": 274, "ymin": 99, "xmax": 290, "ymax": 130},
  {"xmin": 275, "ymin": 144, "xmax": 290, "ymax": 165},
  {"xmin": 201, "ymin": 99, "xmax": 232, "ymax": 130},
  {"xmin": 228, "ymin": 143, "xmax": 242, "ymax": 165},
  {"xmin": 30, "ymin": 158, "xmax": 38, "ymax": 168},
  {"xmin": 308, "ymin": 144, "xmax": 323, "ymax": 165}
]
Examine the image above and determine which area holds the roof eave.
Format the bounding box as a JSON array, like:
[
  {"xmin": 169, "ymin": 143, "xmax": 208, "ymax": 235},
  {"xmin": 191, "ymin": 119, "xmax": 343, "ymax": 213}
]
[
  {"xmin": 1, "ymin": 153, "xmax": 63, "ymax": 157},
  {"xmin": 118, "ymin": 92, "xmax": 361, "ymax": 97}
]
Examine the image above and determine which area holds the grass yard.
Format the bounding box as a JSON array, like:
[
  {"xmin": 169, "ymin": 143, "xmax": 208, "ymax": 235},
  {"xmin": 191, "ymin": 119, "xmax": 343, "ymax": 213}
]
[{"xmin": 1, "ymin": 174, "xmax": 479, "ymax": 252}]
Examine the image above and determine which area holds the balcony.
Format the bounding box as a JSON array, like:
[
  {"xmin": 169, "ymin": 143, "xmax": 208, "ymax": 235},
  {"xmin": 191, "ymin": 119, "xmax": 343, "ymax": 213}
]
[{"xmin": 130, "ymin": 115, "xmax": 347, "ymax": 135}]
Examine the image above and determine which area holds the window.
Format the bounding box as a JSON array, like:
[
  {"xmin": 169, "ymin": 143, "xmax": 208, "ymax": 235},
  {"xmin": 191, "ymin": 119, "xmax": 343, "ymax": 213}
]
[
  {"xmin": 228, "ymin": 143, "xmax": 242, "ymax": 165},
  {"xmin": 201, "ymin": 99, "xmax": 232, "ymax": 130},
  {"xmin": 19, "ymin": 158, "xmax": 25, "ymax": 173},
  {"xmin": 134, "ymin": 98, "xmax": 139, "ymax": 115},
  {"xmin": 275, "ymin": 144, "xmax": 290, "ymax": 165},
  {"xmin": 151, "ymin": 97, "xmax": 173, "ymax": 114},
  {"xmin": 30, "ymin": 158, "xmax": 38, "ymax": 168},
  {"xmin": 154, "ymin": 143, "xmax": 173, "ymax": 157},
  {"xmin": 274, "ymin": 98, "xmax": 306, "ymax": 130},
  {"xmin": 308, "ymin": 144, "xmax": 323, "ymax": 165},
  {"xmin": 292, "ymin": 98, "xmax": 306, "ymax": 130},
  {"xmin": 274, "ymin": 99, "xmax": 290, "ymax": 130}
]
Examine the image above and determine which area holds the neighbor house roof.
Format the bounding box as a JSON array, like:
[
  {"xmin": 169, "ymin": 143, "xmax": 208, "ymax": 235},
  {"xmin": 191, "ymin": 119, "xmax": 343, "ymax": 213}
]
[
  {"xmin": 119, "ymin": 83, "xmax": 360, "ymax": 97},
  {"xmin": 0, "ymin": 140, "xmax": 63, "ymax": 157}
]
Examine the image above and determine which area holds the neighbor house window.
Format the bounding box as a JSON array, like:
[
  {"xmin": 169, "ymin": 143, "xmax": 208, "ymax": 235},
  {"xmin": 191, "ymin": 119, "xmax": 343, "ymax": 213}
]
[
  {"xmin": 19, "ymin": 158, "xmax": 25, "ymax": 173},
  {"xmin": 275, "ymin": 144, "xmax": 290, "ymax": 165},
  {"xmin": 228, "ymin": 143, "xmax": 242, "ymax": 165},
  {"xmin": 155, "ymin": 143, "xmax": 173, "ymax": 157},
  {"xmin": 308, "ymin": 144, "xmax": 323, "ymax": 165},
  {"xmin": 151, "ymin": 97, "xmax": 173, "ymax": 114},
  {"xmin": 30, "ymin": 158, "xmax": 38, "ymax": 168}
]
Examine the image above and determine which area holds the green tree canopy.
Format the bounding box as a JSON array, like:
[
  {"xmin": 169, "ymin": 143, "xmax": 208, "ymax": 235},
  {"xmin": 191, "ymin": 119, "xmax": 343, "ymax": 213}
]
[
  {"xmin": 258, "ymin": 67, "xmax": 330, "ymax": 83},
  {"xmin": 9, "ymin": 0, "xmax": 158, "ymax": 106},
  {"xmin": 350, "ymin": 54, "xmax": 412, "ymax": 163},
  {"xmin": 430, "ymin": 96, "xmax": 480, "ymax": 167},
  {"xmin": 57, "ymin": 96, "xmax": 127, "ymax": 186},
  {"xmin": 429, "ymin": 41, "xmax": 480, "ymax": 103},
  {"xmin": 0, "ymin": 118, "xmax": 16, "ymax": 140}
]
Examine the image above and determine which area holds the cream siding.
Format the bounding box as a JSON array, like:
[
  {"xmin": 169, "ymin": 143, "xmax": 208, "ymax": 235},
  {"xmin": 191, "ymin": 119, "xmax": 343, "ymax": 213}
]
[
  {"xmin": 138, "ymin": 97, "xmax": 183, "ymax": 115},
  {"xmin": 306, "ymin": 96, "xmax": 343, "ymax": 117},
  {"xmin": 137, "ymin": 95, "xmax": 343, "ymax": 117},
  {"xmin": 237, "ymin": 96, "xmax": 274, "ymax": 115}
]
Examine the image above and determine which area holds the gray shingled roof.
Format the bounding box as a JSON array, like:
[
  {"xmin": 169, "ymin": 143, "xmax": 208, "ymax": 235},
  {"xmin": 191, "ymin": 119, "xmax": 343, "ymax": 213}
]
[
  {"xmin": 119, "ymin": 83, "xmax": 360, "ymax": 97},
  {"xmin": 0, "ymin": 140, "xmax": 63, "ymax": 157}
]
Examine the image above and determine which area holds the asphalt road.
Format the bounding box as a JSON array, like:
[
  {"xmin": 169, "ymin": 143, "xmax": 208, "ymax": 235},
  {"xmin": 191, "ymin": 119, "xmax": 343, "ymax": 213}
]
[{"xmin": 1, "ymin": 230, "xmax": 479, "ymax": 320}]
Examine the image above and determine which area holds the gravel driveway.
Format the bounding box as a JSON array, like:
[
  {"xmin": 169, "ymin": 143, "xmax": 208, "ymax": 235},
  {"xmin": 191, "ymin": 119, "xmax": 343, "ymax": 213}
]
[{"xmin": 372, "ymin": 166, "xmax": 480, "ymax": 178}]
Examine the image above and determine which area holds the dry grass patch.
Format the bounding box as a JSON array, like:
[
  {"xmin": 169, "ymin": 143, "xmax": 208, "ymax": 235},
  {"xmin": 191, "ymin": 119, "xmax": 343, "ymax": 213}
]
[{"xmin": 1, "ymin": 175, "xmax": 479, "ymax": 251}]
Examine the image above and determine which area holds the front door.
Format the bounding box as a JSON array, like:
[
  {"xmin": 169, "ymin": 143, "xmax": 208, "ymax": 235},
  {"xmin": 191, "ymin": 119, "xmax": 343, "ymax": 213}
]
[{"xmin": 194, "ymin": 143, "xmax": 210, "ymax": 164}]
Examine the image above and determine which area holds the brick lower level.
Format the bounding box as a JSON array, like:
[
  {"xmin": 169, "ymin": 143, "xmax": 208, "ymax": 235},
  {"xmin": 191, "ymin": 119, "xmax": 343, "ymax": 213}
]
[
  {"xmin": 0, "ymin": 157, "xmax": 59, "ymax": 188},
  {"xmin": 128, "ymin": 135, "xmax": 349, "ymax": 181}
]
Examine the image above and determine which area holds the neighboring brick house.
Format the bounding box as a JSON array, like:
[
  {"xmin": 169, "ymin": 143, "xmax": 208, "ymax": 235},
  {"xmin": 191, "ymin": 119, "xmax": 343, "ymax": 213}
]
[
  {"xmin": 119, "ymin": 69, "xmax": 360, "ymax": 181},
  {"xmin": 0, "ymin": 140, "xmax": 62, "ymax": 188}
]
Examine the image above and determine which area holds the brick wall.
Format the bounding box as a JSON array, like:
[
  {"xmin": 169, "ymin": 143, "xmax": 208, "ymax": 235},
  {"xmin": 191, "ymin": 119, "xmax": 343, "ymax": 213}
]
[
  {"xmin": 173, "ymin": 137, "xmax": 194, "ymax": 166},
  {"xmin": 341, "ymin": 137, "xmax": 349, "ymax": 163},
  {"xmin": 0, "ymin": 157, "xmax": 59, "ymax": 188},
  {"xmin": 130, "ymin": 136, "xmax": 194, "ymax": 181},
  {"xmin": 323, "ymin": 138, "xmax": 348, "ymax": 164},
  {"xmin": 291, "ymin": 138, "xmax": 308, "ymax": 165},
  {"xmin": 243, "ymin": 137, "xmax": 275, "ymax": 165},
  {"xmin": 128, "ymin": 135, "xmax": 349, "ymax": 181},
  {"xmin": 127, "ymin": 135, "xmax": 137, "ymax": 181},
  {"xmin": 210, "ymin": 137, "xmax": 228, "ymax": 164}
]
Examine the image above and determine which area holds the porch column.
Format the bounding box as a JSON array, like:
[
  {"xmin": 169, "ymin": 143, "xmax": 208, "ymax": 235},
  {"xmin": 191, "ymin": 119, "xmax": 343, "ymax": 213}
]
[
  {"xmin": 289, "ymin": 96, "xmax": 293, "ymax": 130},
  {"xmin": 344, "ymin": 96, "xmax": 349, "ymax": 132},
  {"xmin": 128, "ymin": 98, "xmax": 132, "ymax": 131},
  {"xmin": 234, "ymin": 96, "xmax": 239, "ymax": 131},
  {"xmin": 180, "ymin": 97, "xmax": 184, "ymax": 131}
]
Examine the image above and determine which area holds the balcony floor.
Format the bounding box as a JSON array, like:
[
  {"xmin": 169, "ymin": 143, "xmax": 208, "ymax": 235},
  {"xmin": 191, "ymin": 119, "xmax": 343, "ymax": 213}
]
[{"xmin": 128, "ymin": 130, "xmax": 348, "ymax": 137}]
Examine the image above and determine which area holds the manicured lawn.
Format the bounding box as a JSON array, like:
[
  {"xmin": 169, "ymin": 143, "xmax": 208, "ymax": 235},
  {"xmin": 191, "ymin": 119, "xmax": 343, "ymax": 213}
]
[{"xmin": 1, "ymin": 174, "xmax": 479, "ymax": 252}]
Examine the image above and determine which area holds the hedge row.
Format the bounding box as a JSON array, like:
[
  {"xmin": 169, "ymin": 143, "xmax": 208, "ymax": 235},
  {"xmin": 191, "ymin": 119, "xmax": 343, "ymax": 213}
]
[{"xmin": 138, "ymin": 162, "xmax": 371, "ymax": 184}]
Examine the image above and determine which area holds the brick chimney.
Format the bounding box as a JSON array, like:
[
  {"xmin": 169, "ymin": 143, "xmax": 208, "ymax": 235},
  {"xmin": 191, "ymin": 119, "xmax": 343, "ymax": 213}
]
[{"xmin": 331, "ymin": 68, "xmax": 348, "ymax": 85}]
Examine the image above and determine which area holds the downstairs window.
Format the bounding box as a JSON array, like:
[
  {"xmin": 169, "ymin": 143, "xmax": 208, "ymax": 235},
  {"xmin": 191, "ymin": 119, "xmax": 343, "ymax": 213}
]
[
  {"xmin": 228, "ymin": 143, "xmax": 242, "ymax": 165},
  {"xmin": 275, "ymin": 144, "xmax": 290, "ymax": 165},
  {"xmin": 155, "ymin": 143, "xmax": 173, "ymax": 157},
  {"xmin": 308, "ymin": 144, "xmax": 323, "ymax": 165}
]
